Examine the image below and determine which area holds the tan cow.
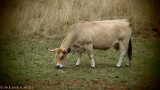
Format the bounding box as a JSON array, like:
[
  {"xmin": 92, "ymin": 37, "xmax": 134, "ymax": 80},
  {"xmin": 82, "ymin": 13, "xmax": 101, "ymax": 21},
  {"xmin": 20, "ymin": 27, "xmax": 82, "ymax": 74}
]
[{"xmin": 49, "ymin": 19, "xmax": 132, "ymax": 69}]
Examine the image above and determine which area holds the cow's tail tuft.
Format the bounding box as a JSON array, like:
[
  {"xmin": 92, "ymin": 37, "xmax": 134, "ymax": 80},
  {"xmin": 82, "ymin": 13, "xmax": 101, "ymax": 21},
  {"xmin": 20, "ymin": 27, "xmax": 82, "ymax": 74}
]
[{"xmin": 127, "ymin": 38, "xmax": 132, "ymax": 61}]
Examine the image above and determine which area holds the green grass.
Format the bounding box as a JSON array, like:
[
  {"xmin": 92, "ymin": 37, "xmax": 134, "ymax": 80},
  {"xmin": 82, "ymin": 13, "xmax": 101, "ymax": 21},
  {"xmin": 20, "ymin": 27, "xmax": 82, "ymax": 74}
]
[{"xmin": 0, "ymin": 36, "xmax": 160, "ymax": 89}]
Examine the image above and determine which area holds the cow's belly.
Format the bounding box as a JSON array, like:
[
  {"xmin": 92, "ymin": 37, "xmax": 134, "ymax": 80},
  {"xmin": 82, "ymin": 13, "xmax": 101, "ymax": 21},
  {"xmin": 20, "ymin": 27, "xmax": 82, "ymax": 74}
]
[{"xmin": 93, "ymin": 39, "xmax": 118, "ymax": 50}]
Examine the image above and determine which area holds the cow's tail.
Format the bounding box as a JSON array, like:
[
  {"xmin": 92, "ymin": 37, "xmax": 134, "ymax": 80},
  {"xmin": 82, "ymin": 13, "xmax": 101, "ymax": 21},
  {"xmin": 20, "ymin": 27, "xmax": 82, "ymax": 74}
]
[{"xmin": 127, "ymin": 38, "xmax": 132, "ymax": 61}]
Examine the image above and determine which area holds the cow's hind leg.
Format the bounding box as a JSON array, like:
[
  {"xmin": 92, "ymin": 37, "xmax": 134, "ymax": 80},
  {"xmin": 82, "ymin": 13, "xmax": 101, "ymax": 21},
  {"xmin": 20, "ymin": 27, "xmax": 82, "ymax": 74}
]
[
  {"xmin": 116, "ymin": 41, "xmax": 127, "ymax": 68},
  {"xmin": 75, "ymin": 52, "xmax": 83, "ymax": 66},
  {"xmin": 126, "ymin": 38, "xmax": 132, "ymax": 66},
  {"xmin": 125, "ymin": 53, "xmax": 130, "ymax": 66},
  {"xmin": 84, "ymin": 44, "xmax": 95, "ymax": 68}
]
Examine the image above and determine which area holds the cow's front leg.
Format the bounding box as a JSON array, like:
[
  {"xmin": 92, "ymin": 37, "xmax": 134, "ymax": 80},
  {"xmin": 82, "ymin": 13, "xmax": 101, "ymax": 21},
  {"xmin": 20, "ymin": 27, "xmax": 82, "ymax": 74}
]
[
  {"xmin": 75, "ymin": 52, "xmax": 82, "ymax": 66},
  {"xmin": 89, "ymin": 55, "xmax": 95, "ymax": 68},
  {"xmin": 84, "ymin": 44, "xmax": 95, "ymax": 68}
]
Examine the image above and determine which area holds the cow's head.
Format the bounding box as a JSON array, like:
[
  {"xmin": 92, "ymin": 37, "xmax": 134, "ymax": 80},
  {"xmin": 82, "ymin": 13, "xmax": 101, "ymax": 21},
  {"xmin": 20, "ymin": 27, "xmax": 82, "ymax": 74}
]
[{"xmin": 48, "ymin": 48, "xmax": 70, "ymax": 69}]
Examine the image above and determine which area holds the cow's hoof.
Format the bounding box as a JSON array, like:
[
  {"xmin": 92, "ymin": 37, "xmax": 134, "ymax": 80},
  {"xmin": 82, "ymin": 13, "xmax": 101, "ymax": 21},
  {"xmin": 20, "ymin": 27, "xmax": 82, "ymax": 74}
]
[
  {"xmin": 75, "ymin": 64, "xmax": 80, "ymax": 67},
  {"xmin": 75, "ymin": 63, "xmax": 80, "ymax": 66},
  {"xmin": 56, "ymin": 66, "xmax": 63, "ymax": 69},
  {"xmin": 91, "ymin": 65, "xmax": 95, "ymax": 68},
  {"xmin": 125, "ymin": 62, "xmax": 131, "ymax": 67},
  {"xmin": 116, "ymin": 65, "xmax": 121, "ymax": 68},
  {"xmin": 125, "ymin": 64, "xmax": 130, "ymax": 67}
]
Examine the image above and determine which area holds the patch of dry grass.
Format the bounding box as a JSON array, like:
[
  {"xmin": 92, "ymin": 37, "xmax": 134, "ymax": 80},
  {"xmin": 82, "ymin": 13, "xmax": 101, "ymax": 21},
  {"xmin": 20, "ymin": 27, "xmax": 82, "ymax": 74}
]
[{"xmin": 0, "ymin": 0, "xmax": 159, "ymax": 38}]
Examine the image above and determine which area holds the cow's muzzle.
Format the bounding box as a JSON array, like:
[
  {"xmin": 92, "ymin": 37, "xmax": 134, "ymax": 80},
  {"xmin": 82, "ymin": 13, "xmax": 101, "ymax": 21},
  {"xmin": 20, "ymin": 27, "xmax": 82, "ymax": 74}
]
[{"xmin": 56, "ymin": 65, "xmax": 63, "ymax": 69}]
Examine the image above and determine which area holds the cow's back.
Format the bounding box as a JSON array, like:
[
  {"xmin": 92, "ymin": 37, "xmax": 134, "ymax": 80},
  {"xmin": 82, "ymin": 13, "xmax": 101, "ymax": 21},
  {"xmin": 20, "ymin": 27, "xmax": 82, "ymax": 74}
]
[{"xmin": 71, "ymin": 20, "xmax": 132, "ymax": 50}]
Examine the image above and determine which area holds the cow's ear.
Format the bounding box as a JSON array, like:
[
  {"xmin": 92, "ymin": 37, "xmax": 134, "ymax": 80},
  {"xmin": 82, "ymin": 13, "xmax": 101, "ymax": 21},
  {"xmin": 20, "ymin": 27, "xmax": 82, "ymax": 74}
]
[
  {"xmin": 61, "ymin": 48, "xmax": 71, "ymax": 53},
  {"xmin": 66, "ymin": 48, "xmax": 71, "ymax": 53}
]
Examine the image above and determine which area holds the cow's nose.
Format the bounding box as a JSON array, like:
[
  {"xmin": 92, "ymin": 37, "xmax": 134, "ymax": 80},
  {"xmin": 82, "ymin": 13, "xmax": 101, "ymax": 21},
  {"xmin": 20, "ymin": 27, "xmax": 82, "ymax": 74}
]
[{"xmin": 56, "ymin": 65, "xmax": 63, "ymax": 69}]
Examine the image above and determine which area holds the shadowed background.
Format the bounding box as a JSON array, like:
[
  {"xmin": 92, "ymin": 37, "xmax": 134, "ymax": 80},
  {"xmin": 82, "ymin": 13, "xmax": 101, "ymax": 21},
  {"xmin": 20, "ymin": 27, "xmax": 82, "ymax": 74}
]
[
  {"xmin": 0, "ymin": 0, "xmax": 160, "ymax": 38},
  {"xmin": 0, "ymin": 0, "xmax": 160, "ymax": 89}
]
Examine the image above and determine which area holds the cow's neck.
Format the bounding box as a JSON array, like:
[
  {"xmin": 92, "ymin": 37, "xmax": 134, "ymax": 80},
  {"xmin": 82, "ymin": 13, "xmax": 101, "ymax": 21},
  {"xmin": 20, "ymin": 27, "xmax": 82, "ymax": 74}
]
[{"xmin": 60, "ymin": 32, "xmax": 74, "ymax": 50}]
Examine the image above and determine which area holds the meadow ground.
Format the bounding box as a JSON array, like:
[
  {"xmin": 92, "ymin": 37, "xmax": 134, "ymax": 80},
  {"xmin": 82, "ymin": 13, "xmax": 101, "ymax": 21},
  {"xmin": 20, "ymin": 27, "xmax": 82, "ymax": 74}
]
[
  {"xmin": 0, "ymin": 0, "xmax": 160, "ymax": 89},
  {"xmin": 0, "ymin": 35, "xmax": 160, "ymax": 89}
]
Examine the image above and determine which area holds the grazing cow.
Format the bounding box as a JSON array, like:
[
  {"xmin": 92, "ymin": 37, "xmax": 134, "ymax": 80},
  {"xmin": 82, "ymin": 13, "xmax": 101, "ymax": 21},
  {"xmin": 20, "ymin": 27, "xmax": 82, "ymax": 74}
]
[{"xmin": 48, "ymin": 19, "xmax": 132, "ymax": 69}]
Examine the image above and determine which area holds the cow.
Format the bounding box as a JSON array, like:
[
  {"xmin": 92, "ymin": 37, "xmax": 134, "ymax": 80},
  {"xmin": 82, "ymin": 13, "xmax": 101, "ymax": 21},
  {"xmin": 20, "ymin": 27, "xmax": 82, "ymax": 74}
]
[{"xmin": 48, "ymin": 19, "xmax": 132, "ymax": 69}]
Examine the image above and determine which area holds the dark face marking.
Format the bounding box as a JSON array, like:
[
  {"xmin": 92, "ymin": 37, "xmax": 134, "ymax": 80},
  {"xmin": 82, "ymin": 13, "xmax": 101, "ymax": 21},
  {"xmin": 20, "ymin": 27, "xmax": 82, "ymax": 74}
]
[{"xmin": 60, "ymin": 56, "xmax": 64, "ymax": 60}]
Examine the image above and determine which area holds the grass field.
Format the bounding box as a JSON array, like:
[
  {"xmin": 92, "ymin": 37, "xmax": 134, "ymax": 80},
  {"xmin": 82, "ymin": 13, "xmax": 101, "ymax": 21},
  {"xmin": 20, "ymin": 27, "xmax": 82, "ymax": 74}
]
[
  {"xmin": 0, "ymin": 0, "xmax": 160, "ymax": 89},
  {"xmin": 0, "ymin": 36, "xmax": 160, "ymax": 89}
]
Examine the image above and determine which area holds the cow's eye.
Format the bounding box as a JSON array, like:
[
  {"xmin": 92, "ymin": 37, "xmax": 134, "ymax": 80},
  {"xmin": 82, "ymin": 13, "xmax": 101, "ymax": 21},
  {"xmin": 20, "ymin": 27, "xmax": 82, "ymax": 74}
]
[{"xmin": 60, "ymin": 56, "xmax": 64, "ymax": 60}]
